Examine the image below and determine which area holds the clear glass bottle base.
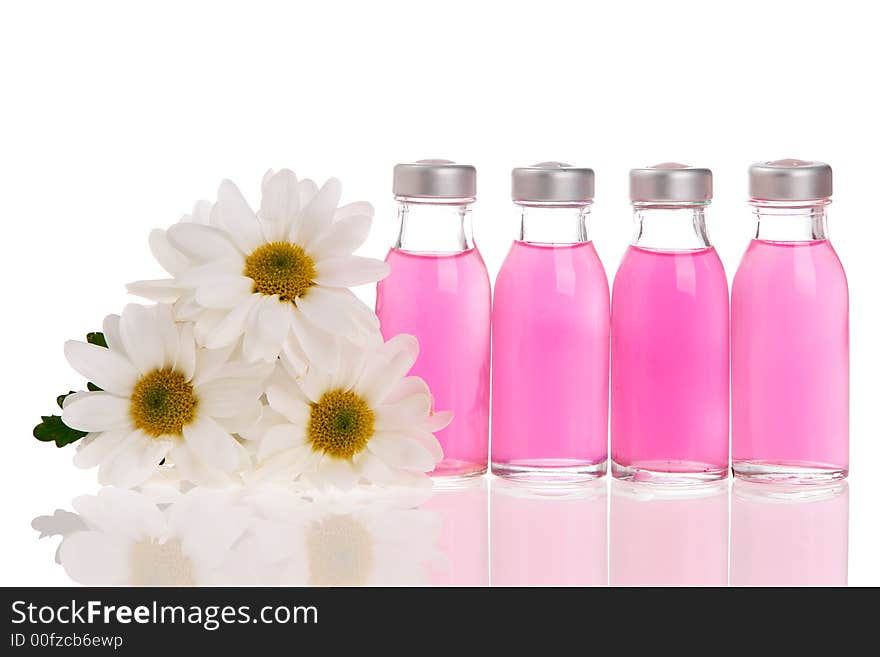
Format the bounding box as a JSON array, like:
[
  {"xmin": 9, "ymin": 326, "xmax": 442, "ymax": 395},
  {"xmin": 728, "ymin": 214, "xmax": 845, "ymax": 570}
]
[
  {"xmin": 430, "ymin": 459, "xmax": 487, "ymax": 485},
  {"xmin": 612, "ymin": 460, "xmax": 729, "ymax": 485},
  {"xmin": 732, "ymin": 460, "xmax": 847, "ymax": 484},
  {"xmin": 491, "ymin": 459, "xmax": 606, "ymax": 484}
]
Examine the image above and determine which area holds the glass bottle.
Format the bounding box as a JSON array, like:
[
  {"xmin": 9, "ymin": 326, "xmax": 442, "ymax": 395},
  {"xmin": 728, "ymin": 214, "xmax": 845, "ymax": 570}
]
[
  {"xmin": 375, "ymin": 160, "xmax": 491, "ymax": 479},
  {"xmin": 610, "ymin": 163, "xmax": 729, "ymax": 483},
  {"xmin": 491, "ymin": 162, "xmax": 609, "ymax": 481},
  {"xmin": 732, "ymin": 159, "xmax": 848, "ymax": 483}
]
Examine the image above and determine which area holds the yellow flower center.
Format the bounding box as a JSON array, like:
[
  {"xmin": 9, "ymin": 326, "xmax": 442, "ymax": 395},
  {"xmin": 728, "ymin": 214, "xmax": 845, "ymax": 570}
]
[
  {"xmin": 307, "ymin": 389, "xmax": 375, "ymax": 459},
  {"xmin": 306, "ymin": 514, "xmax": 374, "ymax": 586},
  {"xmin": 130, "ymin": 368, "xmax": 198, "ymax": 437},
  {"xmin": 243, "ymin": 241, "xmax": 316, "ymax": 302}
]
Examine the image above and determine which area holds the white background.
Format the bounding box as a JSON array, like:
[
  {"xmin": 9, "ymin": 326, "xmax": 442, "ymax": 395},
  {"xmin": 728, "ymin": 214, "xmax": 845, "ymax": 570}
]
[{"xmin": 0, "ymin": 0, "xmax": 877, "ymax": 585}]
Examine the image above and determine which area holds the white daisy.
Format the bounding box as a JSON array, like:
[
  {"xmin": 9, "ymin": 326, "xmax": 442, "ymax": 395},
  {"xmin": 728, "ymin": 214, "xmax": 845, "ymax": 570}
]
[
  {"xmin": 254, "ymin": 335, "xmax": 452, "ymax": 489},
  {"xmin": 61, "ymin": 303, "xmax": 269, "ymax": 488},
  {"xmin": 37, "ymin": 487, "xmax": 254, "ymax": 586},
  {"xmin": 127, "ymin": 169, "xmax": 389, "ymax": 369}
]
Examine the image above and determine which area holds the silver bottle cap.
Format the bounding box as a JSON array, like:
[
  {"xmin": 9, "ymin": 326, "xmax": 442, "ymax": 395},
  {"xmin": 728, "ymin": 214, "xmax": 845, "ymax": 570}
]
[
  {"xmin": 629, "ymin": 162, "xmax": 713, "ymax": 203},
  {"xmin": 393, "ymin": 159, "xmax": 477, "ymax": 199},
  {"xmin": 511, "ymin": 162, "xmax": 595, "ymax": 203},
  {"xmin": 749, "ymin": 159, "xmax": 832, "ymax": 201}
]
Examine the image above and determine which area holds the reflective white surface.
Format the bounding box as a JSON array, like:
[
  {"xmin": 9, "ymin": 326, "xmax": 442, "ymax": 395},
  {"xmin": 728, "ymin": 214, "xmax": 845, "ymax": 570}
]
[{"xmin": 26, "ymin": 475, "xmax": 853, "ymax": 586}]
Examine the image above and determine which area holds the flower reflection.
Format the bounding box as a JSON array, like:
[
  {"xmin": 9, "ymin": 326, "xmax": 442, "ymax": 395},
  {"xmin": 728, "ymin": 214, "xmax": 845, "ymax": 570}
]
[
  {"xmin": 235, "ymin": 486, "xmax": 443, "ymax": 586},
  {"xmin": 610, "ymin": 480, "xmax": 728, "ymax": 586},
  {"xmin": 731, "ymin": 480, "xmax": 848, "ymax": 586},
  {"xmin": 491, "ymin": 478, "xmax": 607, "ymax": 586},
  {"xmin": 34, "ymin": 484, "xmax": 445, "ymax": 586},
  {"xmin": 33, "ymin": 487, "xmax": 254, "ymax": 585}
]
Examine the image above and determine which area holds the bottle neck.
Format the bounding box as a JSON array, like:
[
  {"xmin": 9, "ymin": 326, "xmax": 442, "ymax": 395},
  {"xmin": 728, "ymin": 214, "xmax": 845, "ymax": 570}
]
[
  {"xmin": 751, "ymin": 200, "xmax": 829, "ymax": 242},
  {"xmin": 631, "ymin": 202, "xmax": 711, "ymax": 250},
  {"xmin": 394, "ymin": 197, "xmax": 474, "ymax": 253},
  {"xmin": 517, "ymin": 202, "xmax": 591, "ymax": 244}
]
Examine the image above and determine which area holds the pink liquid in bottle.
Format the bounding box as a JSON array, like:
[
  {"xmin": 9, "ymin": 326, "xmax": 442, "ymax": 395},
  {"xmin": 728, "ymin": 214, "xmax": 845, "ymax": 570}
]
[
  {"xmin": 611, "ymin": 164, "xmax": 729, "ymax": 483},
  {"xmin": 611, "ymin": 245, "xmax": 729, "ymax": 480},
  {"xmin": 731, "ymin": 240, "xmax": 848, "ymax": 479},
  {"xmin": 492, "ymin": 241, "xmax": 609, "ymax": 478},
  {"xmin": 377, "ymin": 248, "xmax": 491, "ymax": 477},
  {"xmin": 732, "ymin": 160, "xmax": 848, "ymax": 483}
]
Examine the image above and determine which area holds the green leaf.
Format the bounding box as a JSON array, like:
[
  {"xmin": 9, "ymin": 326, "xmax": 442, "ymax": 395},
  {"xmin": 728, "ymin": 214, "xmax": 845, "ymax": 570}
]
[
  {"xmin": 33, "ymin": 415, "xmax": 87, "ymax": 448},
  {"xmin": 86, "ymin": 332, "xmax": 107, "ymax": 348},
  {"xmin": 36, "ymin": 330, "xmax": 107, "ymax": 448},
  {"xmin": 56, "ymin": 390, "xmax": 77, "ymax": 409}
]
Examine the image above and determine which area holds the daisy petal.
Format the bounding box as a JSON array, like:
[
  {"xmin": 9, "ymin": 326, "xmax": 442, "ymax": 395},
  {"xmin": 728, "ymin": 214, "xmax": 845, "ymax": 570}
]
[
  {"xmin": 316, "ymin": 457, "xmax": 359, "ymax": 489},
  {"xmin": 168, "ymin": 445, "xmax": 235, "ymax": 487},
  {"xmin": 297, "ymin": 363, "xmax": 334, "ymax": 404},
  {"xmin": 257, "ymin": 296, "xmax": 293, "ymax": 346},
  {"xmin": 102, "ymin": 314, "xmax": 124, "ymax": 355},
  {"xmin": 257, "ymin": 423, "xmax": 308, "ymax": 460},
  {"xmin": 120, "ymin": 304, "xmax": 165, "ymax": 374},
  {"xmin": 64, "ymin": 341, "xmax": 139, "ymax": 396},
  {"xmin": 352, "ymin": 450, "xmax": 396, "ymax": 484},
  {"xmin": 253, "ymin": 445, "xmax": 318, "ymax": 482},
  {"xmin": 155, "ymin": 305, "xmax": 179, "ymax": 370},
  {"xmin": 313, "ymin": 255, "xmax": 391, "ymax": 287},
  {"xmin": 297, "ymin": 179, "xmax": 320, "ymax": 210},
  {"xmin": 98, "ymin": 432, "xmax": 168, "ymax": 488},
  {"xmin": 183, "ymin": 416, "xmax": 246, "ymax": 472},
  {"xmin": 289, "ymin": 308, "xmax": 340, "ymax": 370},
  {"xmin": 126, "ymin": 279, "xmax": 182, "ymax": 303},
  {"xmin": 62, "ymin": 393, "xmax": 131, "ymax": 432},
  {"xmin": 213, "ymin": 180, "xmax": 264, "ymax": 253},
  {"xmin": 175, "ymin": 323, "xmax": 197, "ymax": 381},
  {"xmin": 295, "ymin": 287, "xmax": 363, "ymax": 337},
  {"xmin": 195, "ymin": 378, "xmax": 262, "ymax": 418},
  {"xmin": 383, "ymin": 376, "xmax": 431, "ymax": 405},
  {"xmin": 266, "ymin": 385, "xmax": 311, "ymax": 424},
  {"xmin": 373, "ymin": 394, "xmax": 431, "ymax": 431},
  {"xmin": 296, "ymin": 178, "xmax": 341, "ymax": 249},
  {"xmin": 425, "ymin": 410, "xmax": 453, "ymax": 432},
  {"xmin": 368, "ymin": 432, "xmax": 436, "ymax": 471},
  {"xmin": 166, "ymin": 222, "xmax": 242, "ymax": 262},
  {"xmin": 260, "ymin": 168, "xmax": 300, "ymax": 226},
  {"xmin": 204, "ymin": 295, "xmax": 259, "ymax": 349},
  {"xmin": 309, "ymin": 211, "xmax": 372, "ymax": 260},
  {"xmin": 73, "ymin": 428, "xmax": 133, "ymax": 469},
  {"xmin": 149, "ymin": 228, "xmax": 189, "ymax": 275},
  {"xmin": 195, "ymin": 275, "xmax": 253, "ymax": 309},
  {"xmin": 409, "ymin": 431, "xmax": 444, "ymax": 461}
]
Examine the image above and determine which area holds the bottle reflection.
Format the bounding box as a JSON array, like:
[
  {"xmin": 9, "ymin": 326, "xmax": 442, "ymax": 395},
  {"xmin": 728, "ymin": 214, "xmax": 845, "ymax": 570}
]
[
  {"xmin": 731, "ymin": 480, "xmax": 848, "ymax": 586},
  {"xmin": 33, "ymin": 484, "xmax": 448, "ymax": 586},
  {"xmin": 422, "ymin": 478, "xmax": 490, "ymax": 586},
  {"xmin": 491, "ymin": 478, "xmax": 607, "ymax": 586},
  {"xmin": 610, "ymin": 480, "xmax": 729, "ymax": 586}
]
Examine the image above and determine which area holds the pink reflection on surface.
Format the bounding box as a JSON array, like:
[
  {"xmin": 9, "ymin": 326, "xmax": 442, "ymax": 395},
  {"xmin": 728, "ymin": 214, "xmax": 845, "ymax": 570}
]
[
  {"xmin": 610, "ymin": 480, "xmax": 728, "ymax": 586},
  {"xmin": 731, "ymin": 480, "xmax": 848, "ymax": 586},
  {"xmin": 491, "ymin": 478, "xmax": 607, "ymax": 586},
  {"xmin": 422, "ymin": 478, "xmax": 489, "ymax": 586}
]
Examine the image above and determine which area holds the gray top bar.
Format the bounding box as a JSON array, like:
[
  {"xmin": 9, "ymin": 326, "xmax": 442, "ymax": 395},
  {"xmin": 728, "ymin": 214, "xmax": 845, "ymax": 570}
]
[
  {"xmin": 512, "ymin": 162, "xmax": 595, "ymax": 203},
  {"xmin": 630, "ymin": 162, "xmax": 713, "ymax": 203},
  {"xmin": 393, "ymin": 159, "xmax": 477, "ymax": 199},
  {"xmin": 749, "ymin": 159, "xmax": 832, "ymax": 201}
]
